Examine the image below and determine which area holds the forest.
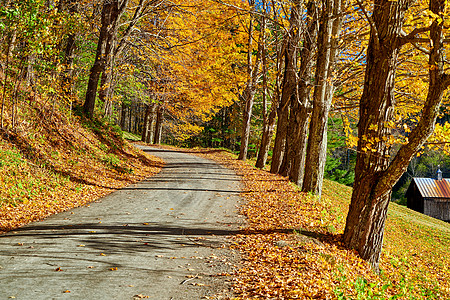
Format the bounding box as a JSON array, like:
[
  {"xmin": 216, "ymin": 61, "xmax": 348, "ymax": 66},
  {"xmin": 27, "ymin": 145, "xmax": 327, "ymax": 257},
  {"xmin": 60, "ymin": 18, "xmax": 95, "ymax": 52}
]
[{"xmin": 1, "ymin": 0, "xmax": 450, "ymax": 298}]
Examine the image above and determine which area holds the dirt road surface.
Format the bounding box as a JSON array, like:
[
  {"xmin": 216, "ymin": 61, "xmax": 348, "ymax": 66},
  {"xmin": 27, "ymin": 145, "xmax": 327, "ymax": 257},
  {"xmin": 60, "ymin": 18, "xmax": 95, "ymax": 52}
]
[{"xmin": 0, "ymin": 146, "xmax": 243, "ymax": 299}]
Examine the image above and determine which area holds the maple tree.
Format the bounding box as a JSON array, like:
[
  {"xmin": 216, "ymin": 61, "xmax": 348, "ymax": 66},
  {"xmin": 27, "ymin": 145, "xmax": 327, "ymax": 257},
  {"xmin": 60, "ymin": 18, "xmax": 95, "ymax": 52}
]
[
  {"xmin": 237, "ymin": 0, "xmax": 261, "ymax": 161},
  {"xmin": 302, "ymin": 0, "xmax": 343, "ymax": 195},
  {"xmin": 344, "ymin": 0, "xmax": 450, "ymax": 269}
]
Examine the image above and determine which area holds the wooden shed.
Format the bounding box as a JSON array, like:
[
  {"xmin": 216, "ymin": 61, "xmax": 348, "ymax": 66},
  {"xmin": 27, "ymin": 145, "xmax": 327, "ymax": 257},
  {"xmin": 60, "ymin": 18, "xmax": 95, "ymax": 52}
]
[{"xmin": 406, "ymin": 174, "xmax": 450, "ymax": 222}]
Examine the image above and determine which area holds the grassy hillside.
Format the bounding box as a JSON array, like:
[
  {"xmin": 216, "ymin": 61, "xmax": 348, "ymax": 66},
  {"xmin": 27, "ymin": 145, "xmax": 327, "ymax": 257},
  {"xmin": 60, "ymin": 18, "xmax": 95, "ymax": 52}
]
[
  {"xmin": 323, "ymin": 180, "xmax": 449, "ymax": 299},
  {"xmin": 185, "ymin": 148, "xmax": 450, "ymax": 299},
  {"xmin": 0, "ymin": 101, "xmax": 163, "ymax": 234}
]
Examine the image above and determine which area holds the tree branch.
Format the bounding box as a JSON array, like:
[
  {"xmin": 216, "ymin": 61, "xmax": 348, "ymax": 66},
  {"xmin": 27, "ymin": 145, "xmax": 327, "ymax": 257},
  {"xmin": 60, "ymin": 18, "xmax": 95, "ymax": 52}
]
[
  {"xmin": 398, "ymin": 26, "xmax": 432, "ymax": 47},
  {"xmin": 355, "ymin": 0, "xmax": 380, "ymax": 51}
]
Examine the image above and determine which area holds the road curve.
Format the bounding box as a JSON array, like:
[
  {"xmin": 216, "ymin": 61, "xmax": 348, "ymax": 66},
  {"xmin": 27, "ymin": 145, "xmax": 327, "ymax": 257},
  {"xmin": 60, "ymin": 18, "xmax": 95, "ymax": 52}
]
[{"xmin": 0, "ymin": 146, "xmax": 242, "ymax": 299}]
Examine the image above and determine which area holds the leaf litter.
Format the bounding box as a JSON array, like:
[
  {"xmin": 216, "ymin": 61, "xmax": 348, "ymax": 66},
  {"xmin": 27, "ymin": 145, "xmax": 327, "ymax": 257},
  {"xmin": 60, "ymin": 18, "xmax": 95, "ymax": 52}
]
[{"xmin": 185, "ymin": 147, "xmax": 450, "ymax": 299}]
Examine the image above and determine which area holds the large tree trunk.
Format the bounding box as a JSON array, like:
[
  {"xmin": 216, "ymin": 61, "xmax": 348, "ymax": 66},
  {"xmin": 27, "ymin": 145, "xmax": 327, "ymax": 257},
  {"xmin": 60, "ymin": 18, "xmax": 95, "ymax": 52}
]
[
  {"xmin": 120, "ymin": 101, "xmax": 127, "ymax": 130},
  {"xmin": 1, "ymin": 29, "xmax": 16, "ymax": 129},
  {"xmin": 83, "ymin": 1, "xmax": 111, "ymax": 117},
  {"xmin": 238, "ymin": 0, "xmax": 260, "ymax": 161},
  {"xmin": 141, "ymin": 104, "xmax": 152, "ymax": 142},
  {"xmin": 255, "ymin": 0, "xmax": 280, "ymax": 169},
  {"xmin": 302, "ymin": 0, "xmax": 343, "ymax": 196},
  {"xmin": 238, "ymin": 87, "xmax": 256, "ymax": 160},
  {"xmin": 99, "ymin": 55, "xmax": 115, "ymax": 112},
  {"xmin": 270, "ymin": 0, "xmax": 301, "ymax": 174},
  {"xmin": 343, "ymin": 0, "xmax": 408, "ymax": 270},
  {"xmin": 286, "ymin": 0, "xmax": 318, "ymax": 185},
  {"xmin": 255, "ymin": 107, "xmax": 276, "ymax": 168},
  {"xmin": 343, "ymin": 0, "xmax": 450, "ymax": 270},
  {"xmin": 83, "ymin": 0, "xmax": 128, "ymax": 118},
  {"xmin": 153, "ymin": 104, "xmax": 163, "ymax": 144},
  {"xmin": 146, "ymin": 103, "xmax": 157, "ymax": 144}
]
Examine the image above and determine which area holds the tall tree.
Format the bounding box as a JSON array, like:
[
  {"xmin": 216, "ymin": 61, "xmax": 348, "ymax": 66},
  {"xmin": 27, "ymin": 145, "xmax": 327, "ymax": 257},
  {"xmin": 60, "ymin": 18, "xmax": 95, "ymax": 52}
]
[
  {"xmin": 59, "ymin": 0, "xmax": 79, "ymax": 103},
  {"xmin": 302, "ymin": 0, "xmax": 343, "ymax": 196},
  {"xmin": 270, "ymin": 0, "xmax": 302, "ymax": 174},
  {"xmin": 83, "ymin": 0, "xmax": 128, "ymax": 118},
  {"xmin": 238, "ymin": 0, "xmax": 261, "ymax": 161},
  {"xmin": 255, "ymin": 0, "xmax": 282, "ymax": 169},
  {"xmin": 343, "ymin": 0, "xmax": 450, "ymax": 270},
  {"xmin": 287, "ymin": 0, "xmax": 318, "ymax": 186}
]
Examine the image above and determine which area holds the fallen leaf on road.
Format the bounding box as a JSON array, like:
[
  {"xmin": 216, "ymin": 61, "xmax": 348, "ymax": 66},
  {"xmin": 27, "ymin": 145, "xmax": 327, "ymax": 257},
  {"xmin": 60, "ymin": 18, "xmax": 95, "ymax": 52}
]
[
  {"xmin": 63, "ymin": 290, "xmax": 70, "ymax": 293},
  {"xmin": 133, "ymin": 295, "xmax": 149, "ymax": 299},
  {"xmin": 109, "ymin": 267, "xmax": 118, "ymax": 271},
  {"xmin": 100, "ymin": 253, "xmax": 106, "ymax": 256}
]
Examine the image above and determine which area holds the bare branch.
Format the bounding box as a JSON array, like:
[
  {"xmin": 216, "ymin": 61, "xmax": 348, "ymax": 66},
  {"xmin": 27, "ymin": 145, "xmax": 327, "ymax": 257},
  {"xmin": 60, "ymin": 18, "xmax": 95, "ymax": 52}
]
[{"xmin": 398, "ymin": 26, "xmax": 432, "ymax": 47}]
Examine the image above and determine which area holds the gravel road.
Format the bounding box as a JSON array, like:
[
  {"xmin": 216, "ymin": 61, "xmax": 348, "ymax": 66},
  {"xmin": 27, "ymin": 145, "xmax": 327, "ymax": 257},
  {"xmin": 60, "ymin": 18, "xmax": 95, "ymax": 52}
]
[{"xmin": 0, "ymin": 146, "xmax": 243, "ymax": 299}]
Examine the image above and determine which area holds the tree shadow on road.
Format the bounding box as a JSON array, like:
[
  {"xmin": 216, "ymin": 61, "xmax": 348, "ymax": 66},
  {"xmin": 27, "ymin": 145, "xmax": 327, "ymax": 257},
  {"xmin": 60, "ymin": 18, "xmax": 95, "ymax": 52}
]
[{"xmin": 1, "ymin": 223, "xmax": 338, "ymax": 253}]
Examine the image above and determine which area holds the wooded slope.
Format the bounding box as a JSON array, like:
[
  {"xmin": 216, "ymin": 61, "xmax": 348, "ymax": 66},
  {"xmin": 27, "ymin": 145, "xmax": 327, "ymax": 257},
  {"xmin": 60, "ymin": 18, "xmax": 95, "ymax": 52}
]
[{"xmin": 0, "ymin": 98, "xmax": 163, "ymax": 233}]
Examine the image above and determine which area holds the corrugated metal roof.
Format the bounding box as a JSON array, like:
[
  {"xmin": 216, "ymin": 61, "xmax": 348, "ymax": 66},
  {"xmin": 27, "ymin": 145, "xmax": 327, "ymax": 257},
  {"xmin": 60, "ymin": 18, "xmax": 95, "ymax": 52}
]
[{"xmin": 413, "ymin": 178, "xmax": 450, "ymax": 198}]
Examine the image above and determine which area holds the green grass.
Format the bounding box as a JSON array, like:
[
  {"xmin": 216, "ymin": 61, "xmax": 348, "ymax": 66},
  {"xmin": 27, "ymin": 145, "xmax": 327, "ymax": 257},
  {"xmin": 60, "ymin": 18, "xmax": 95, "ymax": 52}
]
[
  {"xmin": 122, "ymin": 131, "xmax": 141, "ymax": 141},
  {"xmin": 322, "ymin": 179, "xmax": 450, "ymax": 299}
]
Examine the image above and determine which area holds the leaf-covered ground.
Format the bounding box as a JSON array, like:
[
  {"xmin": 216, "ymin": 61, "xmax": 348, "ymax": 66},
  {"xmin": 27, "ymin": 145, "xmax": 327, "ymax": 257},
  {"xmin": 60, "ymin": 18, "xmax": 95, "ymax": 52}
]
[
  {"xmin": 2, "ymin": 131, "xmax": 448, "ymax": 298},
  {"xmin": 0, "ymin": 104, "xmax": 163, "ymax": 234},
  {"xmin": 187, "ymin": 148, "xmax": 450, "ymax": 299}
]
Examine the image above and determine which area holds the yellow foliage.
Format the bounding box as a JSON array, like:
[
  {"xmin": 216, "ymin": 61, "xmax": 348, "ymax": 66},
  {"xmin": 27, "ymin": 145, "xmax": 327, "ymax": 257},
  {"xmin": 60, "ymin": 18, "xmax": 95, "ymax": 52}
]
[{"xmin": 150, "ymin": 0, "xmax": 249, "ymax": 137}]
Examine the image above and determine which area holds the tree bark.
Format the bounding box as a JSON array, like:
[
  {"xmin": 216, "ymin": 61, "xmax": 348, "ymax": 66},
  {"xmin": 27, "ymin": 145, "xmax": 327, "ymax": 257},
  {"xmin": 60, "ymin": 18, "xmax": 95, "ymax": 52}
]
[
  {"xmin": 146, "ymin": 103, "xmax": 157, "ymax": 144},
  {"xmin": 1, "ymin": 29, "xmax": 16, "ymax": 129},
  {"xmin": 287, "ymin": 0, "xmax": 318, "ymax": 185},
  {"xmin": 302, "ymin": 0, "xmax": 343, "ymax": 196},
  {"xmin": 255, "ymin": 0, "xmax": 280, "ymax": 169},
  {"xmin": 83, "ymin": 0, "xmax": 128, "ymax": 118},
  {"xmin": 141, "ymin": 103, "xmax": 151, "ymax": 142},
  {"xmin": 120, "ymin": 101, "xmax": 127, "ymax": 130},
  {"xmin": 153, "ymin": 104, "xmax": 163, "ymax": 144},
  {"xmin": 60, "ymin": 0, "xmax": 78, "ymax": 100},
  {"xmin": 238, "ymin": 0, "xmax": 261, "ymax": 161},
  {"xmin": 256, "ymin": 107, "xmax": 276, "ymax": 168},
  {"xmin": 270, "ymin": 0, "xmax": 302, "ymax": 174},
  {"xmin": 343, "ymin": 0, "xmax": 450, "ymax": 270}
]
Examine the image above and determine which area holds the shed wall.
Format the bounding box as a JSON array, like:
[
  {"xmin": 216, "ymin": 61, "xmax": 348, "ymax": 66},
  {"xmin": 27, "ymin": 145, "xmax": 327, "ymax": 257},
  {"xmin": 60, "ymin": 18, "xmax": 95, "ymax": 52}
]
[{"xmin": 424, "ymin": 198, "xmax": 450, "ymax": 222}]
